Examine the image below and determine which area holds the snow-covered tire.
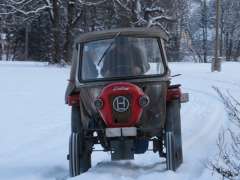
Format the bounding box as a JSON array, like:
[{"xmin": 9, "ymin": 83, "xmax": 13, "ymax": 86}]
[
  {"xmin": 69, "ymin": 133, "xmax": 81, "ymax": 177},
  {"xmin": 69, "ymin": 106, "xmax": 92, "ymax": 177},
  {"xmin": 165, "ymin": 99, "xmax": 183, "ymax": 171},
  {"xmin": 69, "ymin": 132, "xmax": 92, "ymax": 177}
]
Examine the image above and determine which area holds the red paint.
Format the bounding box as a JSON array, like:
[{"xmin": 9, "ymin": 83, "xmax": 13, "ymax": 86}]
[
  {"xmin": 167, "ymin": 87, "xmax": 182, "ymax": 102},
  {"xmin": 68, "ymin": 93, "xmax": 80, "ymax": 106},
  {"xmin": 97, "ymin": 82, "xmax": 145, "ymax": 128}
]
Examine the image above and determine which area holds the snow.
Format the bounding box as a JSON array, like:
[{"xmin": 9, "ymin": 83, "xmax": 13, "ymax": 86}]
[
  {"xmin": 1, "ymin": 61, "xmax": 240, "ymax": 180},
  {"xmin": 1, "ymin": 33, "xmax": 6, "ymax": 40}
]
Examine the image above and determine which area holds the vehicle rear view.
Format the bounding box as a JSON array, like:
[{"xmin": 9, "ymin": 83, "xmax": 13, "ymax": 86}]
[{"xmin": 65, "ymin": 28, "xmax": 188, "ymax": 177}]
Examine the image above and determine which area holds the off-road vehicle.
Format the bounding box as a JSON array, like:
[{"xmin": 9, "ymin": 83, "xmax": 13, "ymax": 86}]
[{"xmin": 65, "ymin": 27, "xmax": 189, "ymax": 177}]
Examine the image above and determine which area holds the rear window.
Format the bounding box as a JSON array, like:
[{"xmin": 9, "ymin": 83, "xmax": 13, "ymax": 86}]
[{"xmin": 80, "ymin": 36, "xmax": 165, "ymax": 81}]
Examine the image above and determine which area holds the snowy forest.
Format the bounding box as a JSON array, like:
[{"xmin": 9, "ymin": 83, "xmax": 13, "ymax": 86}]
[{"xmin": 0, "ymin": 0, "xmax": 240, "ymax": 63}]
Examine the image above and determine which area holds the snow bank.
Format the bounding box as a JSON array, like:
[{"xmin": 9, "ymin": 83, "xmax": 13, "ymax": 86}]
[{"xmin": 0, "ymin": 61, "xmax": 49, "ymax": 67}]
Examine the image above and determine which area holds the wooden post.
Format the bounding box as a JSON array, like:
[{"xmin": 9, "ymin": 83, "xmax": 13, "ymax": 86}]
[{"xmin": 212, "ymin": 0, "xmax": 221, "ymax": 72}]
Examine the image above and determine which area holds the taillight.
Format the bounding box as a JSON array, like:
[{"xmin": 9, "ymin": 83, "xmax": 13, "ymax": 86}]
[
  {"xmin": 94, "ymin": 98, "xmax": 104, "ymax": 110},
  {"xmin": 167, "ymin": 88, "xmax": 181, "ymax": 102},
  {"xmin": 68, "ymin": 93, "xmax": 80, "ymax": 106},
  {"xmin": 139, "ymin": 95, "xmax": 150, "ymax": 107}
]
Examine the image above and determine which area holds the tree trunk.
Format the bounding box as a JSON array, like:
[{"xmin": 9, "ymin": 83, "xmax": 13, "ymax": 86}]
[
  {"xmin": 83, "ymin": 5, "xmax": 88, "ymax": 32},
  {"xmin": 220, "ymin": 24, "xmax": 223, "ymax": 57},
  {"xmin": 234, "ymin": 38, "xmax": 240, "ymax": 61},
  {"xmin": 52, "ymin": 0, "xmax": 61, "ymax": 64},
  {"xmin": 203, "ymin": 27, "xmax": 207, "ymax": 63},
  {"xmin": 225, "ymin": 32, "xmax": 230, "ymax": 61},
  {"xmin": 63, "ymin": 0, "xmax": 75, "ymax": 63},
  {"xmin": 0, "ymin": 37, "xmax": 2, "ymax": 61},
  {"xmin": 24, "ymin": 23, "xmax": 29, "ymax": 61},
  {"xmin": 219, "ymin": 6, "xmax": 224, "ymax": 57},
  {"xmin": 202, "ymin": 0, "xmax": 208, "ymax": 63},
  {"xmin": 90, "ymin": 6, "xmax": 97, "ymax": 31},
  {"xmin": 228, "ymin": 30, "xmax": 234, "ymax": 61},
  {"xmin": 212, "ymin": 0, "xmax": 221, "ymax": 72}
]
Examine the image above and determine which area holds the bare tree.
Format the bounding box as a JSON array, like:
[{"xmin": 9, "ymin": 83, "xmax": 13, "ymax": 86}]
[
  {"xmin": 201, "ymin": 0, "xmax": 208, "ymax": 63},
  {"xmin": 210, "ymin": 0, "xmax": 240, "ymax": 61},
  {"xmin": 0, "ymin": 0, "xmax": 193, "ymax": 63}
]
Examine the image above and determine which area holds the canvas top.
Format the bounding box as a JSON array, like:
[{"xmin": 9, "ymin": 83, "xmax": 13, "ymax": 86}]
[{"xmin": 75, "ymin": 27, "xmax": 169, "ymax": 43}]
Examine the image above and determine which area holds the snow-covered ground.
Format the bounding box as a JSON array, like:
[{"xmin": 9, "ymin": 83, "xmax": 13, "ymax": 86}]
[{"xmin": 1, "ymin": 61, "xmax": 239, "ymax": 180}]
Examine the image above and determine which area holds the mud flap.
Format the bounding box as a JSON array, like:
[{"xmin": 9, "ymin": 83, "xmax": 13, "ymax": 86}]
[
  {"xmin": 166, "ymin": 131, "xmax": 183, "ymax": 171},
  {"xmin": 165, "ymin": 99, "xmax": 183, "ymax": 171},
  {"xmin": 111, "ymin": 139, "xmax": 134, "ymax": 160}
]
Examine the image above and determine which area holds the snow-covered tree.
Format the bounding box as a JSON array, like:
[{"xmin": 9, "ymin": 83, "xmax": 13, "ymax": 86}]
[
  {"xmin": 208, "ymin": 0, "xmax": 240, "ymax": 61},
  {"xmin": 0, "ymin": 0, "xmax": 193, "ymax": 63}
]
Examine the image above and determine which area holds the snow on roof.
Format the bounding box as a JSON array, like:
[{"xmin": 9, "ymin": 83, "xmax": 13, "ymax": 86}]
[{"xmin": 0, "ymin": 33, "xmax": 7, "ymax": 40}]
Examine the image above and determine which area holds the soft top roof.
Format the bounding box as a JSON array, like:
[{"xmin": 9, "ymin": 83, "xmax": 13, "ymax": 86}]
[{"xmin": 75, "ymin": 27, "xmax": 169, "ymax": 43}]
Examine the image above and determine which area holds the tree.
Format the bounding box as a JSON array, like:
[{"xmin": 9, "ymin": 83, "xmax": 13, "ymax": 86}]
[
  {"xmin": 0, "ymin": 0, "xmax": 193, "ymax": 63},
  {"xmin": 209, "ymin": 0, "xmax": 240, "ymax": 61},
  {"xmin": 0, "ymin": 0, "xmax": 52, "ymax": 61}
]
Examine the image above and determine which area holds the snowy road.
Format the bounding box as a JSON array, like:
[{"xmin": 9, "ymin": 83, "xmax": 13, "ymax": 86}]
[{"xmin": 1, "ymin": 61, "xmax": 239, "ymax": 180}]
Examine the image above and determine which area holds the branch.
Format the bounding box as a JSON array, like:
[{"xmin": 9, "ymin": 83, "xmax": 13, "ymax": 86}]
[
  {"xmin": 43, "ymin": 0, "xmax": 53, "ymax": 21},
  {"xmin": 114, "ymin": 0, "xmax": 131, "ymax": 12},
  {"xmin": 152, "ymin": 15, "xmax": 175, "ymax": 22},
  {"xmin": 9, "ymin": 0, "xmax": 30, "ymax": 5},
  {"xmin": 0, "ymin": 3, "xmax": 51, "ymax": 16},
  {"xmin": 145, "ymin": 7, "xmax": 164, "ymax": 14},
  {"xmin": 71, "ymin": 11, "xmax": 83, "ymax": 27},
  {"xmin": 77, "ymin": 0, "xmax": 107, "ymax": 6}
]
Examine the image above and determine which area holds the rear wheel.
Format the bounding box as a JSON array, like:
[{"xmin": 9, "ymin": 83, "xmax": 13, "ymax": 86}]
[
  {"xmin": 69, "ymin": 132, "xmax": 91, "ymax": 177},
  {"xmin": 69, "ymin": 106, "xmax": 92, "ymax": 177},
  {"xmin": 165, "ymin": 99, "xmax": 183, "ymax": 171}
]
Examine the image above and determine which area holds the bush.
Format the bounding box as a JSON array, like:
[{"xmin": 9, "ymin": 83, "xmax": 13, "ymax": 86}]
[{"xmin": 209, "ymin": 87, "xmax": 240, "ymax": 179}]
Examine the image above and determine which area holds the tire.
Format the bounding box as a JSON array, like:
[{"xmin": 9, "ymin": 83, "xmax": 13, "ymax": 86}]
[
  {"xmin": 69, "ymin": 106, "xmax": 92, "ymax": 177},
  {"xmin": 165, "ymin": 99, "xmax": 183, "ymax": 171}
]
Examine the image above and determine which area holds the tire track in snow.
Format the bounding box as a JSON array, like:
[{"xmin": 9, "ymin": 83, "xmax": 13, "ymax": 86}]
[
  {"xmin": 182, "ymin": 80, "xmax": 240, "ymax": 152},
  {"xmin": 182, "ymin": 88, "xmax": 225, "ymax": 150},
  {"xmin": 184, "ymin": 75, "xmax": 240, "ymax": 89},
  {"xmin": 164, "ymin": 86, "xmax": 227, "ymax": 179}
]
